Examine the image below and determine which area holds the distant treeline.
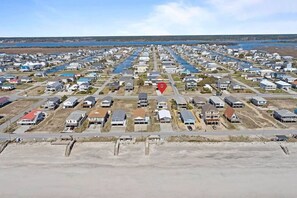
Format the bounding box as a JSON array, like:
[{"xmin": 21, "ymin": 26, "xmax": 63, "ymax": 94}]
[{"xmin": 1, "ymin": 34, "xmax": 297, "ymax": 43}]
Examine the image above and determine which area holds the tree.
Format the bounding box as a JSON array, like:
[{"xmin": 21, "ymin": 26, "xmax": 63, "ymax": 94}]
[
  {"xmin": 137, "ymin": 78, "xmax": 144, "ymax": 86},
  {"xmin": 239, "ymin": 54, "xmax": 245, "ymax": 59},
  {"xmin": 61, "ymin": 95, "xmax": 68, "ymax": 102}
]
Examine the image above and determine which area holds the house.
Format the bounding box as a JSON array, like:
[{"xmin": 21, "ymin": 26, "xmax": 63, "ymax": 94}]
[
  {"xmin": 0, "ymin": 66, "xmax": 7, "ymax": 72},
  {"xmin": 66, "ymin": 62, "xmax": 82, "ymax": 70},
  {"xmin": 133, "ymin": 108, "xmax": 150, "ymax": 124},
  {"xmin": 224, "ymin": 107, "xmax": 240, "ymax": 123},
  {"xmin": 83, "ymin": 96, "xmax": 96, "ymax": 108},
  {"xmin": 65, "ymin": 110, "xmax": 87, "ymax": 128},
  {"xmin": 46, "ymin": 82, "xmax": 63, "ymax": 93},
  {"xmin": 122, "ymin": 70, "xmax": 134, "ymax": 78},
  {"xmin": 88, "ymin": 108, "xmax": 109, "ymax": 126},
  {"xmin": 19, "ymin": 65, "xmax": 32, "ymax": 72},
  {"xmin": 175, "ymin": 96, "xmax": 187, "ymax": 109},
  {"xmin": 217, "ymin": 78, "xmax": 231, "ymax": 90},
  {"xmin": 192, "ymin": 96, "xmax": 206, "ymax": 108},
  {"xmin": 273, "ymin": 109, "xmax": 297, "ymax": 123},
  {"xmin": 63, "ymin": 97, "xmax": 78, "ymax": 108},
  {"xmin": 158, "ymin": 109, "xmax": 172, "ymax": 123},
  {"xmin": 1, "ymin": 83, "xmax": 15, "ymax": 90},
  {"xmin": 34, "ymin": 71, "xmax": 47, "ymax": 78},
  {"xmin": 201, "ymin": 104, "xmax": 220, "ymax": 125},
  {"xmin": 209, "ymin": 96, "xmax": 224, "ymax": 108},
  {"xmin": 224, "ymin": 96, "xmax": 245, "ymax": 108},
  {"xmin": 260, "ymin": 80, "xmax": 277, "ymax": 91},
  {"xmin": 250, "ymin": 96, "xmax": 267, "ymax": 106},
  {"xmin": 185, "ymin": 80, "xmax": 197, "ymax": 90},
  {"xmin": 79, "ymin": 83, "xmax": 90, "ymax": 92},
  {"xmin": 42, "ymin": 97, "xmax": 60, "ymax": 110},
  {"xmin": 100, "ymin": 96, "xmax": 113, "ymax": 107},
  {"xmin": 275, "ymin": 80, "xmax": 291, "ymax": 90},
  {"xmin": 156, "ymin": 96, "xmax": 168, "ymax": 109},
  {"xmin": 0, "ymin": 97, "xmax": 10, "ymax": 107},
  {"xmin": 138, "ymin": 93, "xmax": 148, "ymax": 107},
  {"xmin": 230, "ymin": 82, "xmax": 245, "ymax": 90},
  {"xmin": 9, "ymin": 78, "xmax": 21, "ymax": 84},
  {"xmin": 107, "ymin": 81, "xmax": 120, "ymax": 91},
  {"xmin": 125, "ymin": 79, "xmax": 134, "ymax": 91},
  {"xmin": 111, "ymin": 110, "xmax": 127, "ymax": 126},
  {"xmin": 180, "ymin": 109, "xmax": 196, "ymax": 125},
  {"xmin": 20, "ymin": 76, "xmax": 33, "ymax": 83},
  {"xmin": 77, "ymin": 77, "xmax": 92, "ymax": 85},
  {"xmin": 17, "ymin": 110, "xmax": 45, "ymax": 125}
]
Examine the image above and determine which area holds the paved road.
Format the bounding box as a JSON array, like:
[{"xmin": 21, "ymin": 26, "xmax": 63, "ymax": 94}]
[
  {"xmin": 0, "ymin": 129, "xmax": 296, "ymax": 141},
  {"xmin": 93, "ymin": 74, "xmax": 116, "ymax": 95},
  {"xmin": 152, "ymin": 46, "xmax": 158, "ymax": 71},
  {"xmin": 167, "ymin": 74, "xmax": 180, "ymax": 96}
]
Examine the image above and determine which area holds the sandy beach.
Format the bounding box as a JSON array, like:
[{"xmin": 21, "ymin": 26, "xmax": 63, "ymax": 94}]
[{"xmin": 0, "ymin": 142, "xmax": 297, "ymax": 198}]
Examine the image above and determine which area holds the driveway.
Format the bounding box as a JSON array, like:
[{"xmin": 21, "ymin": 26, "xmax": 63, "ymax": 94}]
[
  {"xmin": 110, "ymin": 126, "xmax": 126, "ymax": 133},
  {"xmin": 160, "ymin": 123, "xmax": 173, "ymax": 132},
  {"xmin": 84, "ymin": 124, "xmax": 101, "ymax": 133}
]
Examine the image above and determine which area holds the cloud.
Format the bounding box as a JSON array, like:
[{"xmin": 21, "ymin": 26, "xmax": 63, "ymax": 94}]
[
  {"xmin": 122, "ymin": 1, "xmax": 215, "ymax": 35},
  {"xmin": 121, "ymin": 0, "xmax": 297, "ymax": 35}
]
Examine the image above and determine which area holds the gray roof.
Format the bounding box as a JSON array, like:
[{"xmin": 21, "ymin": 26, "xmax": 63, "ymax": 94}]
[
  {"xmin": 67, "ymin": 110, "xmax": 86, "ymax": 121},
  {"xmin": 180, "ymin": 109, "xmax": 195, "ymax": 121},
  {"xmin": 102, "ymin": 96, "xmax": 113, "ymax": 102},
  {"xmin": 84, "ymin": 96, "xmax": 96, "ymax": 103},
  {"xmin": 65, "ymin": 97, "xmax": 78, "ymax": 103},
  {"xmin": 274, "ymin": 109, "xmax": 297, "ymax": 117},
  {"xmin": 251, "ymin": 96, "xmax": 267, "ymax": 102},
  {"xmin": 224, "ymin": 96, "xmax": 242, "ymax": 104},
  {"xmin": 157, "ymin": 96, "xmax": 167, "ymax": 103},
  {"xmin": 112, "ymin": 110, "xmax": 126, "ymax": 121},
  {"xmin": 138, "ymin": 93, "xmax": 147, "ymax": 99},
  {"xmin": 202, "ymin": 104, "xmax": 218, "ymax": 114},
  {"xmin": 48, "ymin": 97, "xmax": 60, "ymax": 103},
  {"xmin": 175, "ymin": 96, "xmax": 187, "ymax": 105},
  {"xmin": 209, "ymin": 96, "xmax": 224, "ymax": 104},
  {"xmin": 193, "ymin": 96, "xmax": 206, "ymax": 104}
]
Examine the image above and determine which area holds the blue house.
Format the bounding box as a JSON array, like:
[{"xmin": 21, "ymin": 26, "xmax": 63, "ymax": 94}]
[
  {"xmin": 20, "ymin": 65, "xmax": 32, "ymax": 72},
  {"xmin": 77, "ymin": 77, "xmax": 92, "ymax": 85}
]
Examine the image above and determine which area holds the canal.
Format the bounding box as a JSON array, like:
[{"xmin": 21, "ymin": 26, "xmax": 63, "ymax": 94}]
[
  {"xmin": 165, "ymin": 47, "xmax": 199, "ymax": 73},
  {"xmin": 113, "ymin": 48, "xmax": 142, "ymax": 74}
]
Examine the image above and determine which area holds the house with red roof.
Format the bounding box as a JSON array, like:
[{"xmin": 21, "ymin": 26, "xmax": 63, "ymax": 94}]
[
  {"xmin": 17, "ymin": 110, "xmax": 45, "ymax": 125},
  {"xmin": 224, "ymin": 106, "xmax": 240, "ymax": 123}
]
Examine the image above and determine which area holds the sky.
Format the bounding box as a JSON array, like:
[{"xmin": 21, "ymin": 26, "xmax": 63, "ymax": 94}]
[{"xmin": 0, "ymin": 0, "xmax": 297, "ymax": 37}]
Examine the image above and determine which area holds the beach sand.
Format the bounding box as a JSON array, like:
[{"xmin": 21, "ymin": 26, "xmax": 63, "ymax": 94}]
[{"xmin": 0, "ymin": 142, "xmax": 297, "ymax": 198}]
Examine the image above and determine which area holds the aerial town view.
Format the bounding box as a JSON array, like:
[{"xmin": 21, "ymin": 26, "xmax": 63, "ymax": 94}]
[{"xmin": 1, "ymin": 0, "xmax": 297, "ymax": 197}]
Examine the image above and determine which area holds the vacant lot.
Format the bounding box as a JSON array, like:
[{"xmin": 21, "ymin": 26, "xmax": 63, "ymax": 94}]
[
  {"xmin": 30, "ymin": 101, "xmax": 93, "ymax": 133},
  {"xmin": 268, "ymin": 99, "xmax": 297, "ymax": 111},
  {"xmin": 235, "ymin": 102, "xmax": 282, "ymax": 129},
  {"xmin": 133, "ymin": 85, "xmax": 157, "ymax": 96},
  {"xmin": 0, "ymin": 99, "xmax": 39, "ymax": 121},
  {"xmin": 21, "ymin": 86, "xmax": 45, "ymax": 96}
]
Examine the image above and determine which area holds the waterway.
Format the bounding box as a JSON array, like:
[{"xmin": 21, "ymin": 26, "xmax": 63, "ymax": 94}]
[
  {"xmin": 166, "ymin": 47, "xmax": 199, "ymax": 73},
  {"xmin": 1, "ymin": 40, "xmax": 296, "ymax": 50},
  {"xmin": 113, "ymin": 48, "xmax": 142, "ymax": 74}
]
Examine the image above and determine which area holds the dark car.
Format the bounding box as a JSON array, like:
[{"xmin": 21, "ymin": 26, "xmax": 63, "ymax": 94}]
[{"xmin": 187, "ymin": 125, "xmax": 193, "ymax": 131}]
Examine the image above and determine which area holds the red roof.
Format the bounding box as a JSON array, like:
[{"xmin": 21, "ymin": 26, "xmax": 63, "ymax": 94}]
[
  {"xmin": 21, "ymin": 110, "xmax": 40, "ymax": 121},
  {"xmin": 224, "ymin": 106, "xmax": 235, "ymax": 119}
]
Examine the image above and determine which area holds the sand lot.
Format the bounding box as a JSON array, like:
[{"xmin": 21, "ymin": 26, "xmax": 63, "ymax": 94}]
[{"xmin": 0, "ymin": 142, "xmax": 297, "ymax": 198}]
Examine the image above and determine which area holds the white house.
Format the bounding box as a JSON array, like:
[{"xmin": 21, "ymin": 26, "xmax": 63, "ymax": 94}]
[
  {"xmin": 63, "ymin": 97, "xmax": 78, "ymax": 108},
  {"xmin": 260, "ymin": 80, "xmax": 277, "ymax": 91},
  {"xmin": 275, "ymin": 80, "xmax": 291, "ymax": 90}
]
